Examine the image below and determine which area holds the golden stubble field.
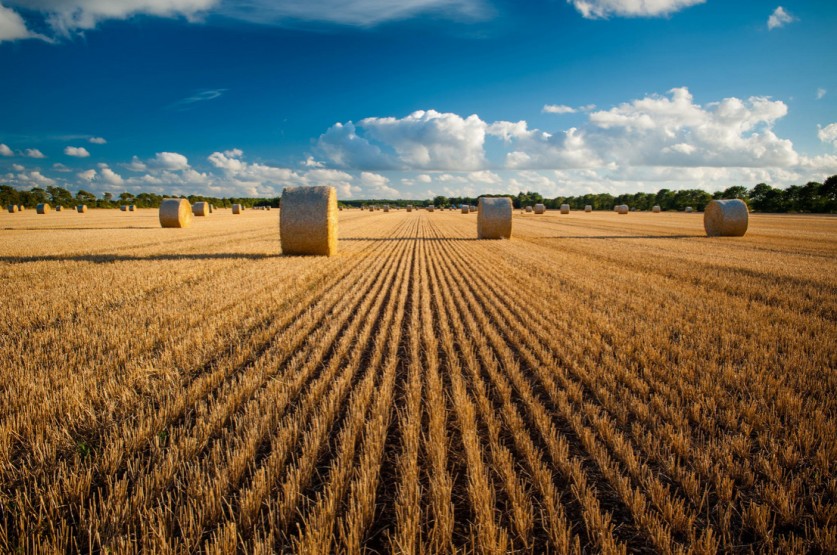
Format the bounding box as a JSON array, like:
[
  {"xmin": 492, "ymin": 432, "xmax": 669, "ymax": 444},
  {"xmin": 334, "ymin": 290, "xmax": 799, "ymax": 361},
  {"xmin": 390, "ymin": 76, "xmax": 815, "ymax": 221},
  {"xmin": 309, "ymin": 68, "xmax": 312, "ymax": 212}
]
[{"xmin": 0, "ymin": 207, "xmax": 835, "ymax": 553}]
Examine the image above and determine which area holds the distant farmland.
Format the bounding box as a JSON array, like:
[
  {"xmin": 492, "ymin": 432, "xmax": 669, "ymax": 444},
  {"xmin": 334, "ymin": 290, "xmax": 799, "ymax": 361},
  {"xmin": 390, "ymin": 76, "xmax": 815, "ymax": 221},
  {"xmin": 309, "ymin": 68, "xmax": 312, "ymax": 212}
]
[{"xmin": 0, "ymin": 208, "xmax": 834, "ymax": 553}]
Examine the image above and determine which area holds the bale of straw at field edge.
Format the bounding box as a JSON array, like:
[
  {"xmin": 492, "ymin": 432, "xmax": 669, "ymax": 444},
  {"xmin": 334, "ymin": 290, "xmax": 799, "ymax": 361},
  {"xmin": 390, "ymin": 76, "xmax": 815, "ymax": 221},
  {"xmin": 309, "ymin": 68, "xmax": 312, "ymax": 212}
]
[
  {"xmin": 159, "ymin": 198, "xmax": 193, "ymax": 228},
  {"xmin": 192, "ymin": 202, "xmax": 210, "ymax": 216},
  {"xmin": 560, "ymin": 204, "xmax": 570, "ymax": 214},
  {"xmin": 652, "ymin": 205, "xmax": 661, "ymax": 213},
  {"xmin": 406, "ymin": 205, "xmax": 413, "ymax": 212},
  {"xmin": 17, "ymin": 205, "xmax": 24, "ymax": 212},
  {"xmin": 704, "ymin": 199, "xmax": 748, "ymax": 237},
  {"xmin": 8, "ymin": 204, "xmax": 18, "ymax": 213},
  {"xmin": 280, "ymin": 185, "xmax": 338, "ymax": 256},
  {"xmin": 129, "ymin": 205, "xmax": 136, "ymax": 212},
  {"xmin": 384, "ymin": 205, "xmax": 390, "ymax": 212},
  {"xmin": 232, "ymin": 204, "xmax": 242, "ymax": 214},
  {"xmin": 478, "ymin": 197, "xmax": 512, "ymax": 239},
  {"xmin": 461, "ymin": 204, "xmax": 470, "ymax": 214},
  {"xmin": 584, "ymin": 205, "xmax": 592, "ymax": 212},
  {"xmin": 534, "ymin": 203, "xmax": 546, "ymax": 214},
  {"xmin": 36, "ymin": 203, "xmax": 51, "ymax": 214},
  {"xmin": 685, "ymin": 206, "xmax": 694, "ymax": 213},
  {"xmin": 77, "ymin": 205, "xmax": 87, "ymax": 213},
  {"xmin": 525, "ymin": 206, "xmax": 533, "ymax": 213},
  {"xmin": 427, "ymin": 205, "xmax": 435, "ymax": 212},
  {"xmin": 617, "ymin": 205, "xmax": 629, "ymax": 214},
  {"xmin": 55, "ymin": 205, "xmax": 63, "ymax": 212},
  {"xmin": 120, "ymin": 205, "xmax": 128, "ymax": 212}
]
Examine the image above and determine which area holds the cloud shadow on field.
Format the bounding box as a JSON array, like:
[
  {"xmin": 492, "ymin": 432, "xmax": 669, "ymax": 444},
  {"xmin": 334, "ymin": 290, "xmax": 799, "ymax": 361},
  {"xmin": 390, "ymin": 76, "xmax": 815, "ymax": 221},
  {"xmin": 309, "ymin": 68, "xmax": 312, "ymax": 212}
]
[{"xmin": 0, "ymin": 253, "xmax": 277, "ymax": 264}]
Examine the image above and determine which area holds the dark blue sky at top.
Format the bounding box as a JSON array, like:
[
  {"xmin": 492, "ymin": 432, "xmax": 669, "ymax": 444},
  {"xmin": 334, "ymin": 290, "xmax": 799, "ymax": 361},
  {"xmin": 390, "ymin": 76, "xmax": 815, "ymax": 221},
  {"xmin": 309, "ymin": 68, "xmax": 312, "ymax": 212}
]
[{"xmin": 1, "ymin": 0, "xmax": 836, "ymax": 197}]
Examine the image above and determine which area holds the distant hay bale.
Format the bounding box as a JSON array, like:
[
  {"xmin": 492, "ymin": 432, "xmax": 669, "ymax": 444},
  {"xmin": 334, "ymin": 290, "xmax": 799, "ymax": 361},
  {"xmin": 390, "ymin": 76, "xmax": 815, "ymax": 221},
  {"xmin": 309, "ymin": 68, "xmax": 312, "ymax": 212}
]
[
  {"xmin": 56, "ymin": 205, "xmax": 63, "ymax": 212},
  {"xmin": 584, "ymin": 205, "xmax": 592, "ymax": 212},
  {"xmin": 159, "ymin": 198, "xmax": 193, "ymax": 228},
  {"xmin": 17, "ymin": 205, "xmax": 24, "ymax": 212},
  {"xmin": 120, "ymin": 205, "xmax": 128, "ymax": 212},
  {"xmin": 232, "ymin": 204, "xmax": 242, "ymax": 214},
  {"xmin": 36, "ymin": 203, "xmax": 51, "ymax": 214},
  {"xmin": 478, "ymin": 197, "xmax": 512, "ymax": 239},
  {"xmin": 129, "ymin": 205, "xmax": 136, "ymax": 212},
  {"xmin": 192, "ymin": 202, "xmax": 210, "ymax": 216},
  {"xmin": 685, "ymin": 206, "xmax": 694, "ymax": 213},
  {"xmin": 469, "ymin": 205, "xmax": 477, "ymax": 213},
  {"xmin": 704, "ymin": 199, "xmax": 748, "ymax": 237},
  {"xmin": 617, "ymin": 205, "xmax": 629, "ymax": 214},
  {"xmin": 534, "ymin": 203, "xmax": 546, "ymax": 214},
  {"xmin": 77, "ymin": 205, "xmax": 88, "ymax": 213},
  {"xmin": 280, "ymin": 185, "xmax": 338, "ymax": 256},
  {"xmin": 407, "ymin": 205, "xmax": 413, "ymax": 212},
  {"xmin": 209, "ymin": 204, "xmax": 214, "ymax": 213},
  {"xmin": 8, "ymin": 204, "xmax": 18, "ymax": 213},
  {"xmin": 560, "ymin": 204, "xmax": 570, "ymax": 214},
  {"xmin": 652, "ymin": 205, "xmax": 661, "ymax": 213},
  {"xmin": 461, "ymin": 204, "xmax": 470, "ymax": 214},
  {"xmin": 525, "ymin": 206, "xmax": 533, "ymax": 213},
  {"xmin": 384, "ymin": 205, "xmax": 390, "ymax": 212},
  {"xmin": 427, "ymin": 205, "xmax": 435, "ymax": 212}
]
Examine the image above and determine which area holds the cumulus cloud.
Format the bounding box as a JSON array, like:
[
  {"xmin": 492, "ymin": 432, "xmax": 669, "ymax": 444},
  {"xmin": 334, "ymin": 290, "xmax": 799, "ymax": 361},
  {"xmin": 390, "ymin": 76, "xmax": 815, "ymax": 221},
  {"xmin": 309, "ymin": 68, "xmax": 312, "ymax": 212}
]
[
  {"xmin": 543, "ymin": 104, "xmax": 576, "ymax": 114},
  {"xmin": 152, "ymin": 151, "xmax": 190, "ymax": 170},
  {"xmin": 0, "ymin": 143, "xmax": 12, "ymax": 156},
  {"xmin": 568, "ymin": 0, "xmax": 704, "ymax": 19},
  {"xmin": 11, "ymin": 163, "xmax": 24, "ymax": 171},
  {"xmin": 818, "ymin": 123, "xmax": 837, "ymax": 148},
  {"xmin": 77, "ymin": 169, "xmax": 96, "ymax": 181},
  {"xmin": 88, "ymin": 136, "xmax": 107, "ymax": 144},
  {"xmin": 0, "ymin": 2, "xmax": 46, "ymax": 42},
  {"xmin": 768, "ymin": 6, "xmax": 795, "ymax": 30},
  {"xmin": 319, "ymin": 110, "xmax": 489, "ymax": 170},
  {"xmin": 24, "ymin": 148, "xmax": 45, "ymax": 158},
  {"xmin": 124, "ymin": 156, "xmax": 147, "ymax": 172},
  {"xmin": 65, "ymin": 146, "xmax": 90, "ymax": 157}
]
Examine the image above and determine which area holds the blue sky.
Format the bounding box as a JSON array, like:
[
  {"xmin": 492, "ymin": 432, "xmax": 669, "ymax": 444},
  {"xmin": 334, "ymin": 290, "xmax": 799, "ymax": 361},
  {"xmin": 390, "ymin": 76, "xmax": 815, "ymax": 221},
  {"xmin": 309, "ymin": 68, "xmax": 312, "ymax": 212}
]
[{"xmin": 1, "ymin": 0, "xmax": 835, "ymax": 199}]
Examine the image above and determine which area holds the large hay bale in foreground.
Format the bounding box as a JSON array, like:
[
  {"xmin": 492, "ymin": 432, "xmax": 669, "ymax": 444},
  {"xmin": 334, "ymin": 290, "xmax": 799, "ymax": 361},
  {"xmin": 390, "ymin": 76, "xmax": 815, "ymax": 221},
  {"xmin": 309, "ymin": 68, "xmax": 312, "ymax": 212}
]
[
  {"xmin": 8, "ymin": 204, "xmax": 18, "ymax": 213},
  {"xmin": 192, "ymin": 202, "xmax": 210, "ymax": 217},
  {"xmin": 704, "ymin": 199, "xmax": 748, "ymax": 237},
  {"xmin": 280, "ymin": 186, "xmax": 337, "ymax": 256},
  {"xmin": 77, "ymin": 205, "xmax": 88, "ymax": 213},
  {"xmin": 232, "ymin": 204, "xmax": 242, "ymax": 214},
  {"xmin": 617, "ymin": 205, "xmax": 629, "ymax": 214},
  {"xmin": 524, "ymin": 206, "xmax": 533, "ymax": 213},
  {"xmin": 560, "ymin": 204, "xmax": 570, "ymax": 214},
  {"xmin": 534, "ymin": 203, "xmax": 546, "ymax": 214},
  {"xmin": 36, "ymin": 203, "xmax": 51, "ymax": 214},
  {"xmin": 584, "ymin": 205, "xmax": 592, "ymax": 212},
  {"xmin": 652, "ymin": 205, "xmax": 661, "ymax": 213},
  {"xmin": 478, "ymin": 197, "xmax": 512, "ymax": 239},
  {"xmin": 159, "ymin": 198, "xmax": 193, "ymax": 228}
]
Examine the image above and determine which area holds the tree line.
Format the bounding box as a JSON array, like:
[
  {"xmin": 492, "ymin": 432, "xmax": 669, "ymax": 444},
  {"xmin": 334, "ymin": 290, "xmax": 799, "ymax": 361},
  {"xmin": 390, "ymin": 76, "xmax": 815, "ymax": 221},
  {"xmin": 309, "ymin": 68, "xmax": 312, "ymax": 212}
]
[{"xmin": 2, "ymin": 176, "xmax": 835, "ymax": 213}]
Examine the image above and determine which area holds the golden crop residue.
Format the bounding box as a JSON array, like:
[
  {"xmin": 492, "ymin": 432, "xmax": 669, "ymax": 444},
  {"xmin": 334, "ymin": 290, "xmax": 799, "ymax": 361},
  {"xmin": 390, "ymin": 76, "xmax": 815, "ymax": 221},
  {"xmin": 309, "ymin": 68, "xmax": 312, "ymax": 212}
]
[{"xmin": 0, "ymin": 208, "xmax": 834, "ymax": 553}]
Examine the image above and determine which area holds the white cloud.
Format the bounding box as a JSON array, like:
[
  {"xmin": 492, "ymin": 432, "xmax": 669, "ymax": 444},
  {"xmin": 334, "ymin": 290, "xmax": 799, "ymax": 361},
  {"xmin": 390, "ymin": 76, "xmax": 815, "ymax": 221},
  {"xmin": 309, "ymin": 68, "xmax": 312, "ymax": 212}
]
[
  {"xmin": 818, "ymin": 123, "xmax": 837, "ymax": 148},
  {"xmin": 152, "ymin": 151, "xmax": 189, "ymax": 170},
  {"xmin": 0, "ymin": 143, "xmax": 12, "ymax": 156},
  {"xmin": 88, "ymin": 136, "xmax": 107, "ymax": 144},
  {"xmin": 99, "ymin": 165, "xmax": 124, "ymax": 185},
  {"xmin": 52, "ymin": 162, "xmax": 71, "ymax": 172},
  {"xmin": 416, "ymin": 173, "xmax": 432, "ymax": 183},
  {"xmin": 817, "ymin": 88, "xmax": 826, "ymax": 100},
  {"xmin": 568, "ymin": 0, "xmax": 704, "ymax": 19},
  {"xmin": 543, "ymin": 104, "xmax": 576, "ymax": 114},
  {"xmin": 168, "ymin": 89, "xmax": 227, "ymax": 110},
  {"xmin": 124, "ymin": 155, "xmax": 147, "ymax": 172},
  {"xmin": 767, "ymin": 6, "xmax": 795, "ymax": 30},
  {"xmin": 65, "ymin": 146, "xmax": 91, "ymax": 157},
  {"xmin": 78, "ymin": 169, "xmax": 96, "ymax": 181},
  {"xmin": 17, "ymin": 170, "xmax": 55, "ymax": 186},
  {"xmin": 303, "ymin": 155, "xmax": 324, "ymax": 168},
  {"xmin": 319, "ymin": 110, "xmax": 488, "ymax": 170},
  {"xmin": 11, "ymin": 163, "xmax": 24, "ymax": 171},
  {"xmin": 0, "ymin": 2, "xmax": 45, "ymax": 42},
  {"xmin": 24, "ymin": 148, "xmax": 46, "ymax": 158}
]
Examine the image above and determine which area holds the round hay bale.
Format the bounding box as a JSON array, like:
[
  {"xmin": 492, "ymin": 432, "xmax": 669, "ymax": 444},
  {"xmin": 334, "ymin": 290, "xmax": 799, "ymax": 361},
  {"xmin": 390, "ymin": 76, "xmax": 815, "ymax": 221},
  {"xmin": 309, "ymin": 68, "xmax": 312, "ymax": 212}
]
[
  {"xmin": 209, "ymin": 204, "xmax": 214, "ymax": 213},
  {"xmin": 478, "ymin": 197, "xmax": 512, "ymax": 239},
  {"xmin": 384, "ymin": 205, "xmax": 390, "ymax": 212},
  {"xmin": 120, "ymin": 205, "xmax": 128, "ymax": 212},
  {"xmin": 584, "ymin": 205, "xmax": 592, "ymax": 212},
  {"xmin": 192, "ymin": 202, "xmax": 210, "ymax": 217},
  {"xmin": 159, "ymin": 198, "xmax": 193, "ymax": 228},
  {"xmin": 461, "ymin": 204, "xmax": 470, "ymax": 214},
  {"xmin": 280, "ymin": 185, "xmax": 337, "ymax": 256},
  {"xmin": 55, "ymin": 205, "xmax": 63, "ymax": 212},
  {"xmin": 524, "ymin": 206, "xmax": 533, "ymax": 213},
  {"xmin": 232, "ymin": 204, "xmax": 242, "ymax": 214},
  {"xmin": 36, "ymin": 203, "xmax": 51, "ymax": 214},
  {"xmin": 77, "ymin": 205, "xmax": 88, "ymax": 213},
  {"xmin": 406, "ymin": 205, "xmax": 413, "ymax": 212},
  {"xmin": 652, "ymin": 205, "xmax": 661, "ymax": 213},
  {"xmin": 17, "ymin": 205, "xmax": 24, "ymax": 212},
  {"xmin": 617, "ymin": 205, "xmax": 629, "ymax": 214},
  {"xmin": 704, "ymin": 199, "xmax": 748, "ymax": 237},
  {"xmin": 534, "ymin": 203, "xmax": 546, "ymax": 214},
  {"xmin": 685, "ymin": 206, "xmax": 694, "ymax": 213},
  {"xmin": 128, "ymin": 205, "xmax": 136, "ymax": 212},
  {"xmin": 8, "ymin": 204, "xmax": 18, "ymax": 213},
  {"xmin": 469, "ymin": 205, "xmax": 477, "ymax": 213},
  {"xmin": 560, "ymin": 204, "xmax": 570, "ymax": 214},
  {"xmin": 427, "ymin": 205, "xmax": 435, "ymax": 212}
]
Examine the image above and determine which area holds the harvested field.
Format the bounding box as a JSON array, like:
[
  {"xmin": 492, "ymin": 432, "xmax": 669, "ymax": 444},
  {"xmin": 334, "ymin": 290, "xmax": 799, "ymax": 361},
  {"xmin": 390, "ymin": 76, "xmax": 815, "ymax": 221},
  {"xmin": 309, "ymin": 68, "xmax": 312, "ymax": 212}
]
[{"xmin": 1, "ymin": 208, "xmax": 835, "ymax": 553}]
